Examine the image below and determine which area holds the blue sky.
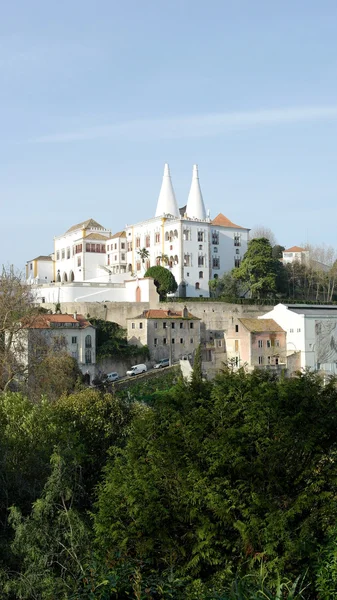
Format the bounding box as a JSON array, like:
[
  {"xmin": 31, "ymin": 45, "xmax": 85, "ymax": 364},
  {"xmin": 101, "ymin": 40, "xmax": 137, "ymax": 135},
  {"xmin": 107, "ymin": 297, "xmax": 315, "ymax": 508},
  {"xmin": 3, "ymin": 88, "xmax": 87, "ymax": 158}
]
[{"xmin": 2, "ymin": 0, "xmax": 337, "ymax": 268}]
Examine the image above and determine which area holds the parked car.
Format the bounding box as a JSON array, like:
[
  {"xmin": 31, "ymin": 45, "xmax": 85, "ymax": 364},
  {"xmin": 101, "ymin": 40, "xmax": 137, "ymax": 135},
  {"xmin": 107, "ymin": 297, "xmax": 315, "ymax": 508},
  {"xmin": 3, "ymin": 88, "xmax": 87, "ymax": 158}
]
[
  {"xmin": 153, "ymin": 358, "xmax": 170, "ymax": 369},
  {"xmin": 126, "ymin": 364, "xmax": 147, "ymax": 376},
  {"xmin": 105, "ymin": 372, "xmax": 119, "ymax": 382}
]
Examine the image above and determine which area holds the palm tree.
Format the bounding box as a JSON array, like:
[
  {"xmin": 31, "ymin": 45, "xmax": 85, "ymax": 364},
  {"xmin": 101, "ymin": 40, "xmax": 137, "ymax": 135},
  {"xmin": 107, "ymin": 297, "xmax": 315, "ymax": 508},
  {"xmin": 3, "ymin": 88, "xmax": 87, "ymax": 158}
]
[
  {"xmin": 137, "ymin": 248, "xmax": 150, "ymax": 273},
  {"xmin": 156, "ymin": 253, "xmax": 169, "ymax": 266}
]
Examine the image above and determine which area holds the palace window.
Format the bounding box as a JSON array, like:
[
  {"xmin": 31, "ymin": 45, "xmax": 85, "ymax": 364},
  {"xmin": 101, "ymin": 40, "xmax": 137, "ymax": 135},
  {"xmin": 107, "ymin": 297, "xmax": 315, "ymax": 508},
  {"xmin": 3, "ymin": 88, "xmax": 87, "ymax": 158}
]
[
  {"xmin": 198, "ymin": 256, "xmax": 204, "ymax": 267},
  {"xmin": 212, "ymin": 230, "xmax": 219, "ymax": 245},
  {"xmin": 197, "ymin": 231, "xmax": 204, "ymax": 242},
  {"xmin": 155, "ymin": 232, "xmax": 160, "ymax": 244},
  {"xmin": 212, "ymin": 257, "xmax": 220, "ymax": 269},
  {"xmin": 234, "ymin": 233, "xmax": 241, "ymax": 247},
  {"xmin": 145, "ymin": 235, "xmax": 150, "ymax": 248}
]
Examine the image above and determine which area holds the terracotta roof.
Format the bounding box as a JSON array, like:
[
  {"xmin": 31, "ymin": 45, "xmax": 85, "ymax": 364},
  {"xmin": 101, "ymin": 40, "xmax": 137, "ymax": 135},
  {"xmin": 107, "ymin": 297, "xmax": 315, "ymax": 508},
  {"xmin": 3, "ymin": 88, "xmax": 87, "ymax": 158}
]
[
  {"xmin": 110, "ymin": 230, "xmax": 126, "ymax": 239},
  {"xmin": 239, "ymin": 318, "xmax": 285, "ymax": 333},
  {"xmin": 130, "ymin": 309, "xmax": 200, "ymax": 320},
  {"xmin": 65, "ymin": 219, "xmax": 106, "ymax": 233},
  {"xmin": 211, "ymin": 213, "xmax": 245, "ymax": 229},
  {"xmin": 84, "ymin": 232, "xmax": 109, "ymax": 240},
  {"xmin": 23, "ymin": 313, "xmax": 93, "ymax": 329},
  {"xmin": 284, "ymin": 246, "xmax": 306, "ymax": 253},
  {"xmin": 27, "ymin": 255, "xmax": 53, "ymax": 263}
]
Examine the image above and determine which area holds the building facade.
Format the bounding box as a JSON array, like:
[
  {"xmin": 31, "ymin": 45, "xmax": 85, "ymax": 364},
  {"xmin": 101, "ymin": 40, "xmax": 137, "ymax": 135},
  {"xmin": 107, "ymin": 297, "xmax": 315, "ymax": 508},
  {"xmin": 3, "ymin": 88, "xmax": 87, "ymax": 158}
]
[
  {"xmin": 259, "ymin": 303, "xmax": 337, "ymax": 374},
  {"xmin": 27, "ymin": 164, "xmax": 250, "ymax": 299},
  {"xmin": 226, "ymin": 317, "xmax": 287, "ymax": 371},
  {"xmin": 282, "ymin": 246, "xmax": 309, "ymax": 265},
  {"xmin": 21, "ymin": 313, "xmax": 97, "ymax": 380},
  {"xmin": 127, "ymin": 307, "xmax": 201, "ymax": 362}
]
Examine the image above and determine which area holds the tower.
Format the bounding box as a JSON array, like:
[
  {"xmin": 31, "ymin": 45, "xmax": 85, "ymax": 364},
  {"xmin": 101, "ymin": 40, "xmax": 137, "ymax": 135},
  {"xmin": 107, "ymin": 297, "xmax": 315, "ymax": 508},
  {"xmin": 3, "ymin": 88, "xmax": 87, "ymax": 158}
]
[
  {"xmin": 186, "ymin": 164, "xmax": 206, "ymax": 220},
  {"xmin": 155, "ymin": 163, "xmax": 179, "ymax": 217}
]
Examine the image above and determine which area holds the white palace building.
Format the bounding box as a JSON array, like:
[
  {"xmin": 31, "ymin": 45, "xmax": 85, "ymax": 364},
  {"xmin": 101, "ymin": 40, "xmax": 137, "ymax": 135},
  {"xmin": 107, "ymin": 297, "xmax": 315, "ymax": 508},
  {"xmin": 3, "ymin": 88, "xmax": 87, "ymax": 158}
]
[{"xmin": 26, "ymin": 165, "xmax": 250, "ymax": 303}]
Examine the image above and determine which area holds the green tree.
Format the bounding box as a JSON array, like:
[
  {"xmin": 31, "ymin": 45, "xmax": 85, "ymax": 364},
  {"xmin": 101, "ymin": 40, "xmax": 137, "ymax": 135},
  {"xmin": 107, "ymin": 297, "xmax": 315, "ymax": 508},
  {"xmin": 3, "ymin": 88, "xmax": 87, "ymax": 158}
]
[
  {"xmin": 233, "ymin": 238, "xmax": 284, "ymax": 300},
  {"xmin": 6, "ymin": 453, "xmax": 91, "ymax": 599},
  {"xmin": 209, "ymin": 272, "xmax": 240, "ymax": 300},
  {"xmin": 94, "ymin": 369, "xmax": 337, "ymax": 592},
  {"xmin": 272, "ymin": 244, "xmax": 285, "ymax": 259},
  {"xmin": 144, "ymin": 265, "xmax": 178, "ymax": 300}
]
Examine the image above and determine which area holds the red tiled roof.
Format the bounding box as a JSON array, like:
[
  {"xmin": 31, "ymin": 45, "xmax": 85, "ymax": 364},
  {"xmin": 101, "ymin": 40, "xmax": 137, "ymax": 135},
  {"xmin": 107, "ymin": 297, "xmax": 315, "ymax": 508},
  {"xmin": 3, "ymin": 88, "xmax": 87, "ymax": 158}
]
[
  {"xmin": 239, "ymin": 318, "xmax": 285, "ymax": 333},
  {"xmin": 284, "ymin": 246, "xmax": 306, "ymax": 253},
  {"xmin": 23, "ymin": 313, "xmax": 92, "ymax": 329},
  {"xmin": 110, "ymin": 230, "xmax": 126, "ymax": 239},
  {"xmin": 211, "ymin": 213, "xmax": 245, "ymax": 229},
  {"xmin": 84, "ymin": 232, "xmax": 109, "ymax": 240},
  {"xmin": 65, "ymin": 218, "xmax": 106, "ymax": 233}
]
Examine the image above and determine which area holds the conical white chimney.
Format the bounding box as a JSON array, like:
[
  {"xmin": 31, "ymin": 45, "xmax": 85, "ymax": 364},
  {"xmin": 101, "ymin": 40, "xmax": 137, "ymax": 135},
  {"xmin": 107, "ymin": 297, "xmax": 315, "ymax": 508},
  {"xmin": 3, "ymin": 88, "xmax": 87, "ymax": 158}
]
[{"xmin": 186, "ymin": 164, "xmax": 206, "ymax": 220}]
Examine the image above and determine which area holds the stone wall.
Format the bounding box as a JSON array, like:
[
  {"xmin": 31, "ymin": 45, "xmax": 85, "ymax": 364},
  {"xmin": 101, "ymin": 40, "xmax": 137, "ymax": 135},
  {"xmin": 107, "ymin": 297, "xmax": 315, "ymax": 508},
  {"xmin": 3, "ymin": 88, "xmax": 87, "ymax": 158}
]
[
  {"xmin": 42, "ymin": 300, "xmax": 273, "ymax": 336},
  {"xmin": 96, "ymin": 354, "xmax": 153, "ymax": 379},
  {"xmin": 42, "ymin": 301, "xmax": 151, "ymax": 327}
]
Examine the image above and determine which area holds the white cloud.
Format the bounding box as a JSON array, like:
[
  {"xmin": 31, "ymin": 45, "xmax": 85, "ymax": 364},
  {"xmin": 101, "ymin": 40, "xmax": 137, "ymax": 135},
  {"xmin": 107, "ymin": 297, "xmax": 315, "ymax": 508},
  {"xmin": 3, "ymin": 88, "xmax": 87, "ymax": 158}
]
[{"xmin": 30, "ymin": 105, "xmax": 337, "ymax": 144}]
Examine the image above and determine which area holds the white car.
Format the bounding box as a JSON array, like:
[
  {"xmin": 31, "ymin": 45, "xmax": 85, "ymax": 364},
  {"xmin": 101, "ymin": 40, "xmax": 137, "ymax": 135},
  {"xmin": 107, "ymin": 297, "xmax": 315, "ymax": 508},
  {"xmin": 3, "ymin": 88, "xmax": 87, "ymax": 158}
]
[
  {"xmin": 126, "ymin": 364, "xmax": 147, "ymax": 376},
  {"xmin": 105, "ymin": 372, "xmax": 119, "ymax": 382},
  {"xmin": 153, "ymin": 358, "xmax": 170, "ymax": 369}
]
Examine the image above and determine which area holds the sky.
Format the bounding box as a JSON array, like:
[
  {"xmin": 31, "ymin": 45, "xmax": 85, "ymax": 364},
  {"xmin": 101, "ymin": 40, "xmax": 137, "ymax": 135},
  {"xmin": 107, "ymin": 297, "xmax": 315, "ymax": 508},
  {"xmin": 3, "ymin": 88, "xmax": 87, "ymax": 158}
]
[{"xmin": 2, "ymin": 0, "xmax": 337, "ymax": 269}]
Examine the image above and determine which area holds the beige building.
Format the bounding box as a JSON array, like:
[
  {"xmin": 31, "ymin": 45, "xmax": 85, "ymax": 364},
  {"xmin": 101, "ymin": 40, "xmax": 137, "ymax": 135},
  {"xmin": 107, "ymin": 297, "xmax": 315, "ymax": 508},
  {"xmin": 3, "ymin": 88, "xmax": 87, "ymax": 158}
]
[
  {"xmin": 226, "ymin": 317, "xmax": 287, "ymax": 371},
  {"xmin": 20, "ymin": 313, "xmax": 97, "ymax": 381},
  {"xmin": 127, "ymin": 307, "xmax": 201, "ymax": 362}
]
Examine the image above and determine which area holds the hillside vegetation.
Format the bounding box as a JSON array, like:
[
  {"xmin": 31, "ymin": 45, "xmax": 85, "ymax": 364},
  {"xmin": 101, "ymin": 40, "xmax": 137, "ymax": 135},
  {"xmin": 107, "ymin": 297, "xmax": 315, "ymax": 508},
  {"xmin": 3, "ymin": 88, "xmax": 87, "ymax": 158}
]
[{"xmin": 0, "ymin": 368, "xmax": 337, "ymax": 598}]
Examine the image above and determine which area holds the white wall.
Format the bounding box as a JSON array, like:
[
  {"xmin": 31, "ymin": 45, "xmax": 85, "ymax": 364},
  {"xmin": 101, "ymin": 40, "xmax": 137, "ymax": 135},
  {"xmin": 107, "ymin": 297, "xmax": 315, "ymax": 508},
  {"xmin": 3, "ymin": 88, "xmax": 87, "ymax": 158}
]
[
  {"xmin": 260, "ymin": 305, "xmax": 313, "ymax": 370},
  {"xmin": 31, "ymin": 277, "xmax": 158, "ymax": 305}
]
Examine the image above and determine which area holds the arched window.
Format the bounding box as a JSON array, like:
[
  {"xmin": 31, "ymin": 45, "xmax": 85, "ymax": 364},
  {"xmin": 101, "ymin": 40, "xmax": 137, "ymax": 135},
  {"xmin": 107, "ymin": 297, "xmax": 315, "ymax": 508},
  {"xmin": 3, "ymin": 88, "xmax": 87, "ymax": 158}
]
[
  {"xmin": 169, "ymin": 256, "xmax": 174, "ymax": 268},
  {"xmin": 136, "ymin": 286, "xmax": 141, "ymax": 302},
  {"xmin": 199, "ymin": 271, "xmax": 203, "ymax": 279},
  {"xmin": 145, "ymin": 259, "xmax": 150, "ymax": 271},
  {"xmin": 214, "ymin": 274, "xmax": 218, "ymax": 280},
  {"xmin": 174, "ymin": 255, "xmax": 179, "ymax": 265},
  {"xmin": 69, "ymin": 270, "xmax": 74, "ymax": 282},
  {"xmin": 169, "ymin": 231, "xmax": 173, "ymax": 242},
  {"xmin": 62, "ymin": 272, "xmax": 68, "ymax": 282},
  {"xmin": 195, "ymin": 282, "xmax": 200, "ymax": 290},
  {"xmin": 128, "ymin": 264, "xmax": 133, "ymax": 272},
  {"xmin": 165, "ymin": 232, "xmax": 169, "ymax": 241},
  {"xmin": 85, "ymin": 335, "xmax": 92, "ymax": 348},
  {"xmin": 85, "ymin": 349, "xmax": 92, "ymax": 364},
  {"xmin": 174, "ymin": 229, "xmax": 178, "ymax": 238},
  {"xmin": 56, "ymin": 272, "xmax": 61, "ymax": 282}
]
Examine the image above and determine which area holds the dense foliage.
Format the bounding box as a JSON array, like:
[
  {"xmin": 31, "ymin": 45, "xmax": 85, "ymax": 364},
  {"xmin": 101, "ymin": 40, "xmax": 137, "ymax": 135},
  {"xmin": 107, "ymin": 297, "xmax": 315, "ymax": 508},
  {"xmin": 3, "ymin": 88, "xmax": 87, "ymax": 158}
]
[
  {"xmin": 90, "ymin": 318, "xmax": 149, "ymax": 360},
  {"xmin": 210, "ymin": 238, "xmax": 337, "ymax": 304},
  {"xmin": 1, "ymin": 369, "xmax": 337, "ymax": 598},
  {"xmin": 144, "ymin": 265, "xmax": 178, "ymax": 300}
]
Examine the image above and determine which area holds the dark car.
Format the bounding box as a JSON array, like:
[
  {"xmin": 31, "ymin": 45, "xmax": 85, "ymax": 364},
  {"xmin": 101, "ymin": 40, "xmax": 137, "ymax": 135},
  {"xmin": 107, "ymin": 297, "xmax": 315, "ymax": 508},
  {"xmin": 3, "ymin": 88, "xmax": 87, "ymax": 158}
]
[{"xmin": 153, "ymin": 358, "xmax": 170, "ymax": 369}]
